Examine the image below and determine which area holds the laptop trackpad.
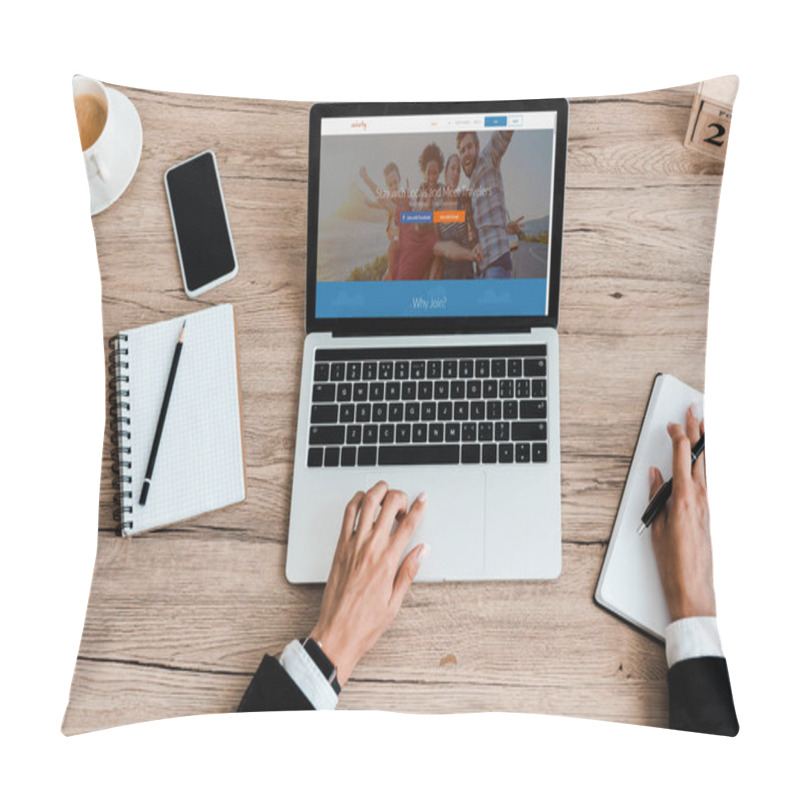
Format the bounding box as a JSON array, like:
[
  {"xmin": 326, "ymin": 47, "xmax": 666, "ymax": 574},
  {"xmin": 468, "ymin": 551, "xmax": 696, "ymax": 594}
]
[{"xmin": 388, "ymin": 468, "xmax": 486, "ymax": 581}]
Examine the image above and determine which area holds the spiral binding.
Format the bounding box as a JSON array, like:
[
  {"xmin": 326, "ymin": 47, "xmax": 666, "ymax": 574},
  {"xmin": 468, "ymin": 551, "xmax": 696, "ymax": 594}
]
[{"xmin": 108, "ymin": 333, "xmax": 134, "ymax": 536}]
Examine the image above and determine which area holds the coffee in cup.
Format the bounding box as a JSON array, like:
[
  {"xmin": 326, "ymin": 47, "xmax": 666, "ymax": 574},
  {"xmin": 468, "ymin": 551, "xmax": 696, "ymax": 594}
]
[
  {"xmin": 72, "ymin": 75, "xmax": 114, "ymax": 185},
  {"xmin": 74, "ymin": 92, "xmax": 108, "ymax": 151},
  {"xmin": 71, "ymin": 75, "xmax": 143, "ymax": 215}
]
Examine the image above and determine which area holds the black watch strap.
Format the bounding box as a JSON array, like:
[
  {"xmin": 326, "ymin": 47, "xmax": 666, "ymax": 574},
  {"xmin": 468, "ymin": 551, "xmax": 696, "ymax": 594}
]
[{"xmin": 301, "ymin": 636, "xmax": 341, "ymax": 695}]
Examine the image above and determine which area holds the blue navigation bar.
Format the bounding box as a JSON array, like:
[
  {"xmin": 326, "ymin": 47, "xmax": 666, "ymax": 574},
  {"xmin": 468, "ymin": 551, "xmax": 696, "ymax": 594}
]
[
  {"xmin": 317, "ymin": 278, "xmax": 547, "ymax": 318},
  {"xmin": 484, "ymin": 115, "xmax": 507, "ymax": 127}
]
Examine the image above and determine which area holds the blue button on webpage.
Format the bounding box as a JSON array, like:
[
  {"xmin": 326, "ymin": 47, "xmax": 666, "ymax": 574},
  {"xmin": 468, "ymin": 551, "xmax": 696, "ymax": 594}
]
[
  {"xmin": 401, "ymin": 211, "xmax": 433, "ymax": 224},
  {"xmin": 484, "ymin": 116, "xmax": 507, "ymax": 127}
]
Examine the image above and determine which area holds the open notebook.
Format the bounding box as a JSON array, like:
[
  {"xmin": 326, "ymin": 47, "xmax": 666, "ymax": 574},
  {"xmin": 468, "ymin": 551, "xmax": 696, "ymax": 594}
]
[
  {"xmin": 595, "ymin": 374, "xmax": 703, "ymax": 640},
  {"xmin": 108, "ymin": 304, "xmax": 245, "ymax": 535}
]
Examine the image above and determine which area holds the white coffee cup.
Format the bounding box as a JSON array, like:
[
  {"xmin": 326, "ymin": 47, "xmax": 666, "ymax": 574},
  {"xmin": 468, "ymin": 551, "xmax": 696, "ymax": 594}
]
[
  {"xmin": 72, "ymin": 75, "xmax": 143, "ymax": 215},
  {"xmin": 73, "ymin": 75, "xmax": 114, "ymax": 184}
]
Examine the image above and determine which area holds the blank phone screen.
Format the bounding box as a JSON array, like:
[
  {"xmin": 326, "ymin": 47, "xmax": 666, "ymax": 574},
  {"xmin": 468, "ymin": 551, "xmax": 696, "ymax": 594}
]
[{"xmin": 166, "ymin": 152, "xmax": 236, "ymax": 292}]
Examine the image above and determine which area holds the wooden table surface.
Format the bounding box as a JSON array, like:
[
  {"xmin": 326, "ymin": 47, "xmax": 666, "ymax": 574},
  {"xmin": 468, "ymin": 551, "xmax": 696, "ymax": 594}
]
[{"xmin": 62, "ymin": 81, "xmax": 724, "ymax": 735}]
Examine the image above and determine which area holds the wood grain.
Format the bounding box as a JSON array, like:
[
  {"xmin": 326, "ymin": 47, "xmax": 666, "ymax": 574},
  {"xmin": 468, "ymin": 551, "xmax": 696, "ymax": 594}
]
[{"xmin": 62, "ymin": 81, "xmax": 724, "ymax": 735}]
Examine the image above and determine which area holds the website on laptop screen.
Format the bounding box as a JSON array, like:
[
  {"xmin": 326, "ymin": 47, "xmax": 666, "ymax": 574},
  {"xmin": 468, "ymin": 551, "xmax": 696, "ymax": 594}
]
[{"xmin": 315, "ymin": 110, "xmax": 558, "ymax": 319}]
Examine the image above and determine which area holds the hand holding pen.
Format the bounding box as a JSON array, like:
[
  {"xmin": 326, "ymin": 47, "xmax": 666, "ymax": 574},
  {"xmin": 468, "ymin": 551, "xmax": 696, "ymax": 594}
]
[
  {"xmin": 638, "ymin": 432, "xmax": 705, "ymax": 534},
  {"xmin": 647, "ymin": 405, "xmax": 716, "ymax": 622}
]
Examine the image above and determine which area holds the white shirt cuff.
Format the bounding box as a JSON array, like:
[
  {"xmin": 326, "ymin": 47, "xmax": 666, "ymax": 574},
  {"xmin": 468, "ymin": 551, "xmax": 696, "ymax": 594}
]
[
  {"xmin": 278, "ymin": 640, "xmax": 339, "ymax": 710},
  {"xmin": 665, "ymin": 616, "xmax": 724, "ymax": 669}
]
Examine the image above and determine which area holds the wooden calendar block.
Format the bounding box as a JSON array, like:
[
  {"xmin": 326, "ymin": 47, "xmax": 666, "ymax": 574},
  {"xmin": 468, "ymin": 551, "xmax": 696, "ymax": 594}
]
[{"xmin": 685, "ymin": 94, "xmax": 733, "ymax": 160}]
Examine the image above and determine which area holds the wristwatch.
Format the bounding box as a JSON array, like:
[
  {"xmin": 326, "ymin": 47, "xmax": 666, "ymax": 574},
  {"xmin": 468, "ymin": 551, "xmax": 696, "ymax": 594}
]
[{"xmin": 301, "ymin": 636, "xmax": 341, "ymax": 695}]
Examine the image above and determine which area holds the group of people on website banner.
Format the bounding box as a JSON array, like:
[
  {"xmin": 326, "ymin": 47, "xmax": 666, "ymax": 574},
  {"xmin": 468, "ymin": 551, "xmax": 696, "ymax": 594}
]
[{"xmin": 359, "ymin": 130, "xmax": 524, "ymax": 282}]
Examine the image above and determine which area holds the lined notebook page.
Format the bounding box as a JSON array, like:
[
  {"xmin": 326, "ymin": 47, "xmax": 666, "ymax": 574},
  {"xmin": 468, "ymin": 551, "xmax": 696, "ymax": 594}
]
[
  {"xmin": 595, "ymin": 374, "xmax": 703, "ymax": 640},
  {"xmin": 124, "ymin": 304, "xmax": 245, "ymax": 534}
]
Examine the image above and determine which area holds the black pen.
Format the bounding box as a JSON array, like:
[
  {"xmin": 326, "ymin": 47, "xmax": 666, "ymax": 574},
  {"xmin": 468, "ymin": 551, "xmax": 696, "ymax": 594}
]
[
  {"xmin": 637, "ymin": 433, "xmax": 704, "ymax": 534},
  {"xmin": 139, "ymin": 321, "xmax": 186, "ymax": 506}
]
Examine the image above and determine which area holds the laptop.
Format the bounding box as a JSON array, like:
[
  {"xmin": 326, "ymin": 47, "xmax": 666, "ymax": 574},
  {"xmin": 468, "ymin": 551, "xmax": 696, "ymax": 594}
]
[{"xmin": 286, "ymin": 99, "xmax": 569, "ymax": 583}]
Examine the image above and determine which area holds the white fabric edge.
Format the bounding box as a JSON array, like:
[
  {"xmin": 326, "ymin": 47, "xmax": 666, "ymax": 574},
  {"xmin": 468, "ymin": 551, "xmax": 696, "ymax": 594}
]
[
  {"xmin": 665, "ymin": 616, "xmax": 724, "ymax": 669},
  {"xmin": 278, "ymin": 640, "xmax": 339, "ymax": 710}
]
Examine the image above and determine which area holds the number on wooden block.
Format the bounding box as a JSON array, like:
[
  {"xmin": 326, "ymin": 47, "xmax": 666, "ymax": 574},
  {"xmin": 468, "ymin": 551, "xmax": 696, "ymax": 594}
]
[{"xmin": 685, "ymin": 95, "xmax": 733, "ymax": 160}]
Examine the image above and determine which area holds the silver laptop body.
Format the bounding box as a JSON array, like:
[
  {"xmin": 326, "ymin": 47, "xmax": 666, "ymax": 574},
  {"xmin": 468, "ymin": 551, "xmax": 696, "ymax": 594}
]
[{"xmin": 287, "ymin": 99, "xmax": 568, "ymax": 583}]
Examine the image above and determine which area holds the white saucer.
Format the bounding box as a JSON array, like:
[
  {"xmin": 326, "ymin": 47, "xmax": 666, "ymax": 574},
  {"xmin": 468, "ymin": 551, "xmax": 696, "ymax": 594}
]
[{"xmin": 88, "ymin": 88, "xmax": 143, "ymax": 216}]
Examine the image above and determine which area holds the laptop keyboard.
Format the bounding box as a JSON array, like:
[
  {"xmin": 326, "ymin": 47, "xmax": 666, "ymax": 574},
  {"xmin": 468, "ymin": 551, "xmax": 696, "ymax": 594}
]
[{"xmin": 306, "ymin": 345, "xmax": 549, "ymax": 468}]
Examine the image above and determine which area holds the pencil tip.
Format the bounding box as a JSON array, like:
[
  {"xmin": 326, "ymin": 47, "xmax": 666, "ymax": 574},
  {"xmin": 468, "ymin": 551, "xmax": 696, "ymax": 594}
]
[
  {"xmin": 178, "ymin": 321, "xmax": 186, "ymax": 342},
  {"xmin": 636, "ymin": 522, "xmax": 646, "ymax": 535}
]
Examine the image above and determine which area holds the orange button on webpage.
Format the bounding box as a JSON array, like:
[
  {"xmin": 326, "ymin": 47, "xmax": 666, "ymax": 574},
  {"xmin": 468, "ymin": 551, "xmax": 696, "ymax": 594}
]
[{"xmin": 433, "ymin": 209, "xmax": 466, "ymax": 224}]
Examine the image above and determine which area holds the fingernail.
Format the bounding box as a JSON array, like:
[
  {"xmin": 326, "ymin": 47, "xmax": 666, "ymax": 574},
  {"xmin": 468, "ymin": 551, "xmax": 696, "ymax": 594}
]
[
  {"xmin": 648, "ymin": 467, "xmax": 656, "ymax": 486},
  {"xmin": 689, "ymin": 403, "xmax": 699, "ymax": 419},
  {"xmin": 417, "ymin": 543, "xmax": 431, "ymax": 563},
  {"xmin": 418, "ymin": 492, "xmax": 428, "ymax": 504}
]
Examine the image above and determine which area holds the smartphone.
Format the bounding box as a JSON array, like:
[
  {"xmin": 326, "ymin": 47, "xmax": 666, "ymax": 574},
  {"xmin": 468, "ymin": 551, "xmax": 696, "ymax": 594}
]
[{"xmin": 165, "ymin": 150, "xmax": 238, "ymax": 298}]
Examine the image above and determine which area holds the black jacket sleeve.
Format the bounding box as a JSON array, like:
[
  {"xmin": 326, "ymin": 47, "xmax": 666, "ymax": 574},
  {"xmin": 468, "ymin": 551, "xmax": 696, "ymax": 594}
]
[
  {"xmin": 237, "ymin": 654, "xmax": 314, "ymax": 712},
  {"xmin": 667, "ymin": 656, "xmax": 739, "ymax": 736}
]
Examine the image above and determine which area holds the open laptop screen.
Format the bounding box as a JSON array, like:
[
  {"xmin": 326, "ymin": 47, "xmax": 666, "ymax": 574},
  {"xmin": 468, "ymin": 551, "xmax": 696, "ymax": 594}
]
[{"xmin": 307, "ymin": 101, "xmax": 567, "ymax": 332}]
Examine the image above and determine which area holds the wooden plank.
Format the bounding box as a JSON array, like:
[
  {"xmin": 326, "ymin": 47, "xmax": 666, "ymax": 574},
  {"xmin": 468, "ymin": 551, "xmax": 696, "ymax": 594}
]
[
  {"xmin": 63, "ymin": 657, "xmax": 667, "ymax": 735},
  {"xmin": 62, "ymin": 658, "xmax": 251, "ymax": 736},
  {"xmin": 64, "ymin": 542, "xmax": 668, "ymax": 733}
]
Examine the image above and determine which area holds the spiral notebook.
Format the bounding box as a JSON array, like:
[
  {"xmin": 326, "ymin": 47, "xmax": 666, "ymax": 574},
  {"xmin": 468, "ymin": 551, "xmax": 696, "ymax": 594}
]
[
  {"xmin": 108, "ymin": 304, "xmax": 246, "ymax": 536},
  {"xmin": 594, "ymin": 374, "xmax": 703, "ymax": 640}
]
